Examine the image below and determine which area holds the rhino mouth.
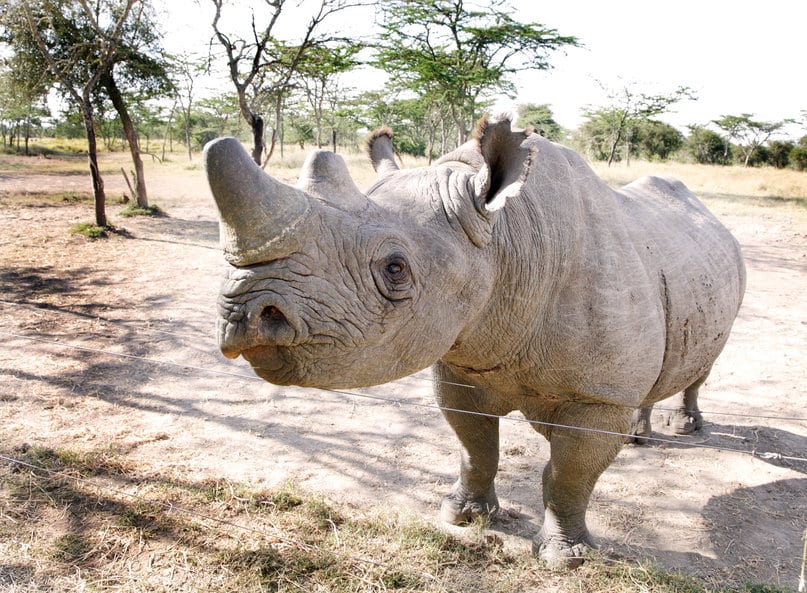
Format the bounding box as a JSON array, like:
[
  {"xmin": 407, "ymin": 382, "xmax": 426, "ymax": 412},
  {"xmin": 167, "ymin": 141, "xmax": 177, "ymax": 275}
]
[{"xmin": 241, "ymin": 345, "xmax": 298, "ymax": 385}]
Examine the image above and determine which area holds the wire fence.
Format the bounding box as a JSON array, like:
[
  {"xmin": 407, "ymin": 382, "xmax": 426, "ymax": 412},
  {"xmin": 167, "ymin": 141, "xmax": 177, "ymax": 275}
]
[
  {"xmin": 1, "ymin": 306, "xmax": 806, "ymax": 587},
  {"xmin": 1, "ymin": 326, "xmax": 805, "ymax": 464}
]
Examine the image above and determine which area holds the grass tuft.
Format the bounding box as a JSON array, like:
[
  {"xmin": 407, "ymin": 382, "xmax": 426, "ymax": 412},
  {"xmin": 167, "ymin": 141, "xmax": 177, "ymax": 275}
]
[
  {"xmin": 69, "ymin": 221, "xmax": 130, "ymax": 239},
  {"xmin": 118, "ymin": 203, "xmax": 166, "ymax": 218}
]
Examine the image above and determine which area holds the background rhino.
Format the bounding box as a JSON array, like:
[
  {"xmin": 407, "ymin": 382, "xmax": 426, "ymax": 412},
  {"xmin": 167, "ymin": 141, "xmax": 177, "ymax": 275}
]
[{"xmin": 204, "ymin": 116, "xmax": 746, "ymax": 568}]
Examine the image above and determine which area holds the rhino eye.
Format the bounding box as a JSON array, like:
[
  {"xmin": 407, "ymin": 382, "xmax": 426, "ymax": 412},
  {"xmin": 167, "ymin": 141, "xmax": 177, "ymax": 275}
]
[
  {"xmin": 373, "ymin": 253, "xmax": 413, "ymax": 301},
  {"xmin": 384, "ymin": 258, "xmax": 408, "ymax": 282}
]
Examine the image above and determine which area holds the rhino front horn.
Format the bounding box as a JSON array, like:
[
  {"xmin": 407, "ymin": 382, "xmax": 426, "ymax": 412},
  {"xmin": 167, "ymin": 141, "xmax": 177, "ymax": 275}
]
[{"xmin": 204, "ymin": 137, "xmax": 312, "ymax": 266}]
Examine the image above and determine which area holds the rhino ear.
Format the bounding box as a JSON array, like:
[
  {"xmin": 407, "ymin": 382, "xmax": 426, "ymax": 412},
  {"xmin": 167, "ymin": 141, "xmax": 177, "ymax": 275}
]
[
  {"xmin": 297, "ymin": 149, "xmax": 368, "ymax": 212},
  {"xmin": 367, "ymin": 127, "xmax": 400, "ymax": 179},
  {"xmin": 472, "ymin": 115, "xmax": 536, "ymax": 213}
]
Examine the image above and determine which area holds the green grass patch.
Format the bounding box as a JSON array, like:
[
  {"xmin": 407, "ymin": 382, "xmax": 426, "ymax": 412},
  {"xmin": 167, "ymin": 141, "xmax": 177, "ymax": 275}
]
[
  {"xmin": 70, "ymin": 221, "xmax": 111, "ymax": 239},
  {"xmin": 69, "ymin": 221, "xmax": 130, "ymax": 239},
  {"xmin": 118, "ymin": 203, "xmax": 166, "ymax": 217}
]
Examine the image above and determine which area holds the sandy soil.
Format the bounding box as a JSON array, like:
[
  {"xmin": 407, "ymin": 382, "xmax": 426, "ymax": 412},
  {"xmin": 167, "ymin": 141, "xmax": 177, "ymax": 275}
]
[{"xmin": 1, "ymin": 153, "xmax": 805, "ymax": 589}]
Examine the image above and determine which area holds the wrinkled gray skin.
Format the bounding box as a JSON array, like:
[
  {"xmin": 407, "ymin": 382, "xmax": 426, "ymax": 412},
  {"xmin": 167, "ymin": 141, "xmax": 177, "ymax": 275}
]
[{"xmin": 205, "ymin": 116, "xmax": 746, "ymax": 568}]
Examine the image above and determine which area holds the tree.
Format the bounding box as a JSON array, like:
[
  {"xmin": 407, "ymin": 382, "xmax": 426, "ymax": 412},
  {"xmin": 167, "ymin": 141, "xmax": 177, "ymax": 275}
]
[
  {"xmin": 295, "ymin": 42, "xmax": 361, "ymax": 148},
  {"xmin": 684, "ymin": 125, "xmax": 730, "ymax": 165},
  {"xmin": 790, "ymin": 136, "xmax": 807, "ymax": 171},
  {"xmin": 209, "ymin": 0, "xmax": 365, "ymax": 165},
  {"xmin": 713, "ymin": 114, "xmax": 786, "ymax": 167},
  {"xmin": 517, "ymin": 103, "xmax": 562, "ymax": 141},
  {"xmin": 97, "ymin": 3, "xmax": 172, "ymax": 207},
  {"xmin": 374, "ymin": 0, "xmax": 577, "ymax": 144},
  {"xmin": 8, "ymin": 0, "xmax": 142, "ymax": 227},
  {"xmin": 582, "ymin": 82, "xmax": 695, "ymax": 166},
  {"xmin": 711, "ymin": 114, "xmax": 746, "ymax": 162},
  {"xmin": 169, "ymin": 53, "xmax": 207, "ymax": 161},
  {"xmin": 767, "ymin": 140, "xmax": 794, "ymax": 169},
  {"xmin": 633, "ymin": 120, "xmax": 683, "ymax": 161},
  {"xmin": 0, "ymin": 66, "xmax": 48, "ymax": 154}
]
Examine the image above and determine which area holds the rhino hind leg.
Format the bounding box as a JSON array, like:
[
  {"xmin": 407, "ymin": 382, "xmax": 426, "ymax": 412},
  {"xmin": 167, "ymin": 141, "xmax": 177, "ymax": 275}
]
[
  {"xmin": 530, "ymin": 403, "xmax": 631, "ymax": 569},
  {"xmin": 628, "ymin": 406, "xmax": 653, "ymax": 445},
  {"xmin": 434, "ymin": 362, "xmax": 501, "ymax": 524},
  {"xmin": 664, "ymin": 369, "xmax": 709, "ymax": 435}
]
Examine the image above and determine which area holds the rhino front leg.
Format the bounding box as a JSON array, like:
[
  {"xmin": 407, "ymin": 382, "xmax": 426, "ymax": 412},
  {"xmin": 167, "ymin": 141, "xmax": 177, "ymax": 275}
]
[
  {"xmin": 532, "ymin": 403, "xmax": 630, "ymax": 569},
  {"xmin": 433, "ymin": 362, "xmax": 502, "ymax": 524},
  {"xmin": 665, "ymin": 369, "xmax": 709, "ymax": 435}
]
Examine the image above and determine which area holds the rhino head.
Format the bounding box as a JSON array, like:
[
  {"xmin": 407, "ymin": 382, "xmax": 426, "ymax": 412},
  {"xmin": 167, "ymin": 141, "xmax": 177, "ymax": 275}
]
[{"xmin": 205, "ymin": 118, "xmax": 533, "ymax": 389}]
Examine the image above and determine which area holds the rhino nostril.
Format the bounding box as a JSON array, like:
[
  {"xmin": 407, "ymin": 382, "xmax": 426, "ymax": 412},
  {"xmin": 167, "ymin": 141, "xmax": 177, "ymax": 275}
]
[
  {"xmin": 261, "ymin": 305, "xmax": 287, "ymax": 325},
  {"xmin": 259, "ymin": 304, "xmax": 295, "ymax": 345}
]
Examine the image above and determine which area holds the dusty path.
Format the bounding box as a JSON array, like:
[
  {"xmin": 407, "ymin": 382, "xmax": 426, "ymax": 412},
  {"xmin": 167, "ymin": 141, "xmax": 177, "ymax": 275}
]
[{"xmin": 1, "ymin": 155, "xmax": 805, "ymax": 589}]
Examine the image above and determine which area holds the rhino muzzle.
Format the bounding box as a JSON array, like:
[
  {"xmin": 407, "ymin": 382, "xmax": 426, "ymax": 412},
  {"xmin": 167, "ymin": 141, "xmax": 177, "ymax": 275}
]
[{"xmin": 217, "ymin": 290, "xmax": 303, "ymax": 361}]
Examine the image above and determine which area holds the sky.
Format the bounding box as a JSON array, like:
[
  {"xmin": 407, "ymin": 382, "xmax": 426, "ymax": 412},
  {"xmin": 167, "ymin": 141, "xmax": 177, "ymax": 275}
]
[
  {"xmin": 165, "ymin": 0, "xmax": 807, "ymax": 139},
  {"xmin": 502, "ymin": 0, "xmax": 806, "ymax": 137}
]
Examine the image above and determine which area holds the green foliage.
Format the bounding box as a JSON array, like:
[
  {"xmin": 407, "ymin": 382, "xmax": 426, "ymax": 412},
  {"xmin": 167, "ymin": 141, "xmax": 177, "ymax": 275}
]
[
  {"xmin": 684, "ymin": 125, "xmax": 731, "ymax": 164},
  {"xmin": 374, "ymin": 0, "xmax": 577, "ymax": 141},
  {"xmin": 118, "ymin": 203, "xmax": 164, "ymax": 217},
  {"xmin": 634, "ymin": 120, "xmax": 684, "ymax": 161},
  {"xmin": 766, "ymin": 140, "xmax": 794, "ymax": 169},
  {"xmin": 69, "ymin": 222, "xmax": 107, "ymax": 238},
  {"xmin": 790, "ymin": 136, "xmax": 807, "ymax": 171},
  {"xmin": 579, "ymin": 83, "xmax": 695, "ymax": 165},
  {"xmin": 713, "ymin": 113, "xmax": 787, "ymax": 167},
  {"xmin": 517, "ymin": 103, "xmax": 563, "ymax": 141}
]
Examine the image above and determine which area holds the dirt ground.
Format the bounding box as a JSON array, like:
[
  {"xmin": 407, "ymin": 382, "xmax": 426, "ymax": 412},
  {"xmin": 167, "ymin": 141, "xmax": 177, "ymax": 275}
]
[{"xmin": 1, "ymin": 153, "xmax": 805, "ymax": 590}]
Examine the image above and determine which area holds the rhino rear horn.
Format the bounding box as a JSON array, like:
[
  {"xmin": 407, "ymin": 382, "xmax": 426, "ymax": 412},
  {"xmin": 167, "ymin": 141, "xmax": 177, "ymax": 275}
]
[
  {"xmin": 297, "ymin": 150, "xmax": 368, "ymax": 212},
  {"xmin": 204, "ymin": 137, "xmax": 312, "ymax": 266},
  {"xmin": 367, "ymin": 127, "xmax": 399, "ymax": 179}
]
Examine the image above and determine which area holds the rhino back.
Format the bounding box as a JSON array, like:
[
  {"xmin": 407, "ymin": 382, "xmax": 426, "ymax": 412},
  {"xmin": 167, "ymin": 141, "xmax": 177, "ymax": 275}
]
[
  {"xmin": 449, "ymin": 137, "xmax": 744, "ymax": 408},
  {"xmin": 616, "ymin": 176, "xmax": 746, "ymax": 402}
]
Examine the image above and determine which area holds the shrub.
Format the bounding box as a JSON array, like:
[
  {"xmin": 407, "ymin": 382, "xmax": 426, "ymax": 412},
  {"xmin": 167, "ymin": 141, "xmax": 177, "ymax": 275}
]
[
  {"xmin": 767, "ymin": 140, "xmax": 794, "ymax": 169},
  {"xmin": 684, "ymin": 126, "xmax": 730, "ymax": 165}
]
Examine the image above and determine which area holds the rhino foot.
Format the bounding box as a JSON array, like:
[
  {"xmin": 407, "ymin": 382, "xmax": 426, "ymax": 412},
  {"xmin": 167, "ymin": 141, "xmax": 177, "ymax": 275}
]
[
  {"xmin": 439, "ymin": 487, "xmax": 498, "ymax": 525},
  {"xmin": 532, "ymin": 534, "xmax": 594, "ymax": 569},
  {"xmin": 666, "ymin": 409, "xmax": 703, "ymax": 435},
  {"xmin": 627, "ymin": 407, "xmax": 653, "ymax": 445}
]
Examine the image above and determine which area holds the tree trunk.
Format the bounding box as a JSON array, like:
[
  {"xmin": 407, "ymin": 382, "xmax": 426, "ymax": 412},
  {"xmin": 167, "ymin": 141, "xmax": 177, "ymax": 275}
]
[
  {"xmin": 607, "ymin": 128, "xmax": 623, "ymax": 167},
  {"xmin": 103, "ymin": 73, "xmax": 148, "ymax": 208},
  {"xmin": 81, "ymin": 101, "xmax": 107, "ymax": 228},
  {"xmin": 251, "ymin": 113, "xmax": 265, "ymax": 165}
]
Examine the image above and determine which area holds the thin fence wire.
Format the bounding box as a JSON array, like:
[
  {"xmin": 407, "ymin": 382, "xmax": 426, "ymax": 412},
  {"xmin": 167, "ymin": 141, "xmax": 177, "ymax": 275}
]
[
  {"xmin": 1, "ymin": 328, "xmax": 806, "ymax": 464},
  {"xmin": 0, "ymin": 304, "xmax": 805, "ymax": 424},
  {"xmin": 1, "ymin": 317, "xmax": 806, "ymax": 585}
]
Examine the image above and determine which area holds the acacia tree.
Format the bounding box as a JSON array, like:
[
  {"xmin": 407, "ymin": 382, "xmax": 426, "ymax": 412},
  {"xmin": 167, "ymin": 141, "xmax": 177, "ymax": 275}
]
[
  {"xmin": 582, "ymin": 82, "xmax": 694, "ymax": 166},
  {"xmin": 209, "ymin": 0, "xmax": 365, "ymax": 165},
  {"xmin": 374, "ymin": 0, "xmax": 577, "ymax": 144},
  {"xmin": 713, "ymin": 113, "xmax": 786, "ymax": 167},
  {"xmin": 98, "ymin": 4, "xmax": 171, "ymax": 208},
  {"xmin": 11, "ymin": 0, "xmax": 140, "ymax": 227},
  {"xmin": 517, "ymin": 103, "xmax": 563, "ymax": 141},
  {"xmin": 295, "ymin": 43, "xmax": 361, "ymax": 149}
]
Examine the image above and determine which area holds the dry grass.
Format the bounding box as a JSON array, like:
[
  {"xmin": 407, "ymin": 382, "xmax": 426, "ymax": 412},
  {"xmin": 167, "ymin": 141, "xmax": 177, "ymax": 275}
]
[
  {"xmin": 592, "ymin": 160, "xmax": 807, "ymax": 213},
  {"xmin": 0, "ymin": 443, "xmax": 792, "ymax": 592}
]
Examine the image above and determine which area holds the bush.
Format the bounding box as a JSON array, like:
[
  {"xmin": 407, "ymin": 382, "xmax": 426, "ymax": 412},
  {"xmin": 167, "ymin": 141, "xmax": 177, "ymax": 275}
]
[
  {"xmin": 684, "ymin": 126, "xmax": 730, "ymax": 165},
  {"xmin": 635, "ymin": 120, "xmax": 683, "ymax": 161},
  {"xmin": 790, "ymin": 144, "xmax": 807, "ymax": 171},
  {"xmin": 767, "ymin": 140, "xmax": 794, "ymax": 169}
]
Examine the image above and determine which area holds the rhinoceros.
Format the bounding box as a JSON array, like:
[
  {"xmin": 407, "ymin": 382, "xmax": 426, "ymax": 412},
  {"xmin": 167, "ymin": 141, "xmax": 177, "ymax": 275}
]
[{"xmin": 204, "ymin": 116, "xmax": 746, "ymax": 568}]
